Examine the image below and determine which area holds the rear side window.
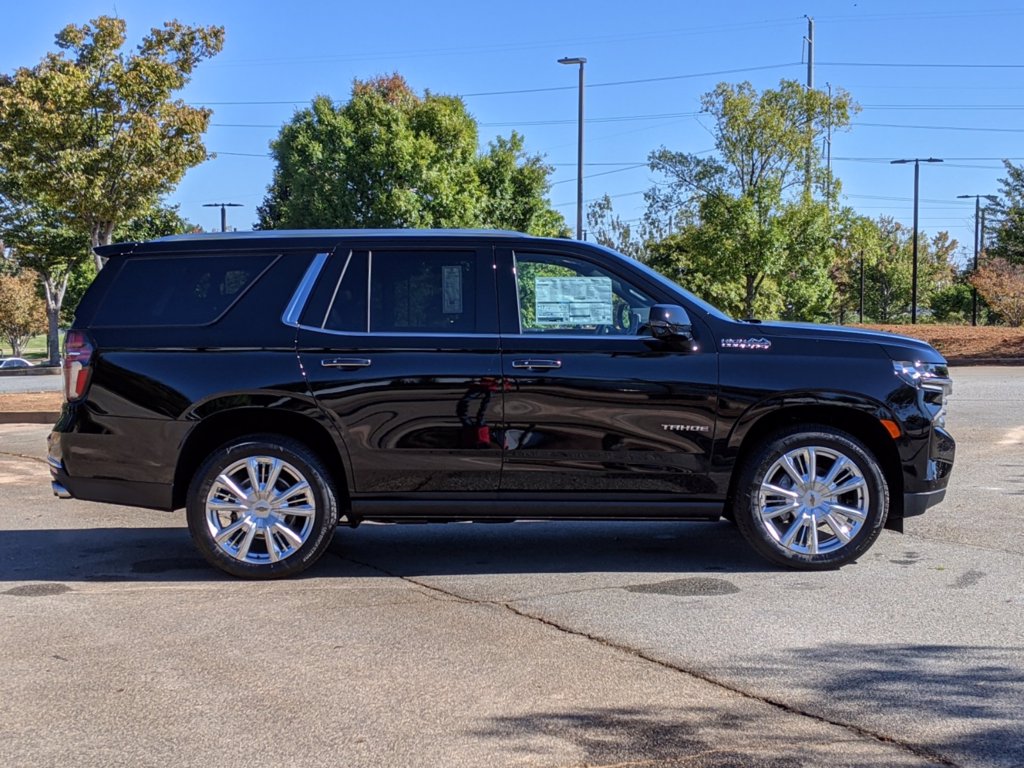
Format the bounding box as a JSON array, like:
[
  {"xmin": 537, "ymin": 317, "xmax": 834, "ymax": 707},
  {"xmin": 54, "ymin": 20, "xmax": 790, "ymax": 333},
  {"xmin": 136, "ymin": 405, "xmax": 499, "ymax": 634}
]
[
  {"xmin": 369, "ymin": 251, "xmax": 480, "ymax": 334},
  {"xmin": 92, "ymin": 254, "xmax": 276, "ymax": 327}
]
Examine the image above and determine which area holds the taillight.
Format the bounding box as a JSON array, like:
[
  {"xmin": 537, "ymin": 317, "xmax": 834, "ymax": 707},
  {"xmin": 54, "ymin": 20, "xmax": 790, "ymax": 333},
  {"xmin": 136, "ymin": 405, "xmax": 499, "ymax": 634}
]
[{"xmin": 63, "ymin": 330, "xmax": 94, "ymax": 402}]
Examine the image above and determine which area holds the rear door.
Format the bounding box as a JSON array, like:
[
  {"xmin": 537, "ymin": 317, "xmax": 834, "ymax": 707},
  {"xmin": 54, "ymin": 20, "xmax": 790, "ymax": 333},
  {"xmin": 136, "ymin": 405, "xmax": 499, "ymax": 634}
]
[{"xmin": 298, "ymin": 244, "xmax": 502, "ymax": 495}]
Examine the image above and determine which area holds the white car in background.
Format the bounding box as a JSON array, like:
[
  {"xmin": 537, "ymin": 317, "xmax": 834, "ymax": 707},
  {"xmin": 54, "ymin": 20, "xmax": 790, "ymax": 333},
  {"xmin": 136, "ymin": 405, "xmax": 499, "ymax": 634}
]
[{"xmin": 0, "ymin": 357, "xmax": 33, "ymax": 369}]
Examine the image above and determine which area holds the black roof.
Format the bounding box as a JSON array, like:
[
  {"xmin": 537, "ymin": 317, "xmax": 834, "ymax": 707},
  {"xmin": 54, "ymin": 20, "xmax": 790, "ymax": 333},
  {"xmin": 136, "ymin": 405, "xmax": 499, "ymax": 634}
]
[{"xmin": 94, "ymin": 228, "xmax": 561, "ymax": 258}]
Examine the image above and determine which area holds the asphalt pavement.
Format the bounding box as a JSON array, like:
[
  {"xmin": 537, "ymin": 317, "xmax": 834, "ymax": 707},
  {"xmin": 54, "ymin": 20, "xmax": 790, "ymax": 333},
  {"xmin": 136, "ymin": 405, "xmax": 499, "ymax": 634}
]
[
  {"xmin": 0, "ymin": 366, "xmax": 1021, "ymax": 768},
  {"xmin": 0, "ymin": 370, "xmax": 61, "ymax": 394}
]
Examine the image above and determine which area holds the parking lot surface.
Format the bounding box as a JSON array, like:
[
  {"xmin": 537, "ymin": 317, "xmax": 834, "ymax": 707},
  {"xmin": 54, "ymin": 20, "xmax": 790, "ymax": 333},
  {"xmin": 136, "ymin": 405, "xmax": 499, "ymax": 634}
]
[{"xmin": 1, "ymin": 366, "xmax": 1021, "ymax": 767}]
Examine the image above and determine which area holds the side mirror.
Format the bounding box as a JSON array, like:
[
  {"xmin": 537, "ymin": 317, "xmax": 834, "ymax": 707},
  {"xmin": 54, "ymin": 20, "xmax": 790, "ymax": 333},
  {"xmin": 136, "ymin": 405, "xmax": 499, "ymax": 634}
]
[{"xmin": 643, "ymin": 304, "xmax": 694, "ymax": 343}]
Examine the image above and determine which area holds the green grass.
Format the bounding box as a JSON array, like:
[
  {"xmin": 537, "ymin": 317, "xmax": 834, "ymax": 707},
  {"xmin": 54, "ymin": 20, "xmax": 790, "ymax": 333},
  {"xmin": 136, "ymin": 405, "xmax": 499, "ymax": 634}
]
[{"xmin": 0, "ymin": 334, "xmax": 51, "ymax": 361}]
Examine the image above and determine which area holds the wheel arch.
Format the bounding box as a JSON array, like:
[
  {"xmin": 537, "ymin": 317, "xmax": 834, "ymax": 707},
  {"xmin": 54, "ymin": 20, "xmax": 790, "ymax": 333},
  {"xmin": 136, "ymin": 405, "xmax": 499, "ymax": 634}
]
[
  {"xmin": 724, "ymin": 400, "xmax": 905, "ymax": 523},
  {"xmin": 172, "ymin": 406, "xmax": 350, "ymax": 511}
]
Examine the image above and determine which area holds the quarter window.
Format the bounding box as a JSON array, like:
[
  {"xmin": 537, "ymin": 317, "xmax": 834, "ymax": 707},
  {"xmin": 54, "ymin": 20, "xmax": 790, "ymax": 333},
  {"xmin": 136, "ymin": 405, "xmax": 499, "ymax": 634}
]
[{"xmin": 93, "ymin": 254, "xmax": 275, "ymax": 327}]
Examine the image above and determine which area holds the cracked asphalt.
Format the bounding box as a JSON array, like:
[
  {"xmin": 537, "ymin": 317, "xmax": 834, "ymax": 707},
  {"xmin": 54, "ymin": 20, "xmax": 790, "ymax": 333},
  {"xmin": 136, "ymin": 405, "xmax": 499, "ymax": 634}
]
[{"xmin": 1, "ymin": 366, "xmax": 1022, "ymax": 768}]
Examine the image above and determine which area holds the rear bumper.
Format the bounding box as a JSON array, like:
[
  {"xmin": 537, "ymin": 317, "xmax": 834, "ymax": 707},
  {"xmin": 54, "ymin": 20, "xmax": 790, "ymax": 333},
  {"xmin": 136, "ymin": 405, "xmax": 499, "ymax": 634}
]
[{"xmin": 47, "ymin": 450, "xmax": 174, "ymax": 511}]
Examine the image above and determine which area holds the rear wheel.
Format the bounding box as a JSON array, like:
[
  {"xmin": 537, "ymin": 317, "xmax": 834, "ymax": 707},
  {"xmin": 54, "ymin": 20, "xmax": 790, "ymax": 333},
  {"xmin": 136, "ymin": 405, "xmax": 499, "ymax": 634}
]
[
  {"xmin": 733, "ymin": 426, "xmax": 888, "ymax": 569},
  {"xmin": 186, "ymin": 435, "xmax": 339, "ymax": 579}
]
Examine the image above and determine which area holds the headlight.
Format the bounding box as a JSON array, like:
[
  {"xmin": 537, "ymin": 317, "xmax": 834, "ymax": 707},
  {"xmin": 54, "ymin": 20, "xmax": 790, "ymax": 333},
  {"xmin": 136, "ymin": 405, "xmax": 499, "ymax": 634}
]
[
  {"xmin": 893, "ymin": 360, "xmax": 952, "ymax": 426},
  {"xmin": 892, "ymin": 360, "xmax": 952, "ymax": 391}
]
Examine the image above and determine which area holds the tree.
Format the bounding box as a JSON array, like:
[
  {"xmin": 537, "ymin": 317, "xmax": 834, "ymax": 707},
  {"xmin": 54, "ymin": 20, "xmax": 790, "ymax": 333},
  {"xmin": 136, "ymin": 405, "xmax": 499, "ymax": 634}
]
[
  {"xmin": 988, "ymin": 160, "xmax": 1024, "ymax": 265},
  {"xmin": 847, "ymin": 217, "xmax": 958, "ymax": 323},
  {"xmin": 971, "ymin": 257, "xmax": 1024, "ymax": 326},
  {"xmin": 257, "ymin": 74, "xmax": 566, "ymax": 236},
  {"xmin": 586, "ymin": 194, "xmax": 684, "ymax": 263},
  {"xmin": 638, "ymin": 80, "xmax": 855, "ymax": 318},
  {"xmin": 0, "ymin": 271, "xmax": 46, "ymax": 356},
  {"xmin": 0, "ymin": 16, "xmax": 223, "ymax": 271}
]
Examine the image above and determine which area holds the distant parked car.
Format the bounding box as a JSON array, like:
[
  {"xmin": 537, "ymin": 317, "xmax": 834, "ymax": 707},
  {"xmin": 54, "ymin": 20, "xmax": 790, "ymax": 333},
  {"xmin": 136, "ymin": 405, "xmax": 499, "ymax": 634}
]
[{"xmin": 0, "ymin": 357, "xmax": 32, "ymax": 369}]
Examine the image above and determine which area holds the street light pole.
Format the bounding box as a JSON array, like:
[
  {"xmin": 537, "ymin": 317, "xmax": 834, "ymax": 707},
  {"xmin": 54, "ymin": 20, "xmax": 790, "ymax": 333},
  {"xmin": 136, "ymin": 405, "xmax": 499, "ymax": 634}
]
[
  {"xmin": 558, "ymin": 56, "xmax": 587, "ymax": 240},
  {"xmin": 203, "ymin": 202, "xmax": 243, "ymax": 233},
  {"xmin": 891, "ymin": 158, "xmax": 943, "ymax": 324},
  {"xmin": 956, "ymin": 193, "xmax": 999, "ymax": 326}
]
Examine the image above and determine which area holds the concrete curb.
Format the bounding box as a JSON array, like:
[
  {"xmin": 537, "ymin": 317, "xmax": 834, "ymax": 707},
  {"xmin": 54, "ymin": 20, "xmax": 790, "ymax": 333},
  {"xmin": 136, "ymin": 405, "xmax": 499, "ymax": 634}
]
[
  {"xmin": 945, "ymin": 358, "xmax": 1024, "ymax": 366},
  {"xmin": 0, "ymin": 366, "xmax": 60, "ymax": 377},
  {"xmin": 0, "ymin": 412, "xmax": 59, "ymax": 425}
]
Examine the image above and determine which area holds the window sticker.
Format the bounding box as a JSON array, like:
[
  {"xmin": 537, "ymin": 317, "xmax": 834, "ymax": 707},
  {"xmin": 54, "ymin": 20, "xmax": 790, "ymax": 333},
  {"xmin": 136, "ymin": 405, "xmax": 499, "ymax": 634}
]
[
  {"xmin": 442, "ymin": 265, "xmax": 463, "ymax": 314},
  {"xmin": 535, "ymin": 276, "xmax": 613, "ymax": 326}
]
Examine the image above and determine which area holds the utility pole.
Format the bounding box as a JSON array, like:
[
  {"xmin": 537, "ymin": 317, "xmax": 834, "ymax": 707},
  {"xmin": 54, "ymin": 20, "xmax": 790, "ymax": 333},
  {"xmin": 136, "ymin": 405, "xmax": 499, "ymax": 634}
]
[
  {"xmin": 891, "ymin": 158, "xmax": 943, "ymax": 323},
  {"xmin": 804, "ymin": 17, "xmax": 815, "ymax": 192},
  {"xmin": 203, "ymin": 202, "xmax": 243, "ymax": 233},
  {"xmin": 859, "ymin": 250, "xmax": 865, "ymax": 323},
  {"xmin": 806, "ymin": 16, "xmax": 814, "ymax": 90},
  {"xmin": 956, "ymin": 193, "xmax": 998, "ymax": 326},
  {"xmin": 558, "ymin": 57, "xmax": 587, "ymax": 241}
]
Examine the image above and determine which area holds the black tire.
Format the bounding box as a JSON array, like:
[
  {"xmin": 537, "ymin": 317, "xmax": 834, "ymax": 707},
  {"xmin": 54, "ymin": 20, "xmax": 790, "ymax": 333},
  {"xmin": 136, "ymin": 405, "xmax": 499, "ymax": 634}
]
[
  {"xmin": 733, "ymin": 426, "xmax": 888, "ymax": 570},
  {"xmin": 186, "ymin": 435, "xmax": 339, "ymax": 579}
]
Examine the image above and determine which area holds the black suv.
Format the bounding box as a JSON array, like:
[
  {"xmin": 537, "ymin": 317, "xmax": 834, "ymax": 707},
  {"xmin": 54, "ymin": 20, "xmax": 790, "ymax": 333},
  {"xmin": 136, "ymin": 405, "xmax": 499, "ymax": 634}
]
[{"xmin": 48, "ymin": 230, "xmax": 955, "ymax": 578}]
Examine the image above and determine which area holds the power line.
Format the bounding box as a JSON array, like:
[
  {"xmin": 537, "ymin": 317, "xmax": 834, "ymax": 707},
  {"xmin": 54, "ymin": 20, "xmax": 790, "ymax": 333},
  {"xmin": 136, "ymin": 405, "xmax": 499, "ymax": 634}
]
[
  {"xmin": 461, "ymin": 63, "xmax": 800, "ymax": 97},
  {"xmin": 211, "ymin": 112, "xmax": 702, "ymax": 130},
  {"xmin": 550, "ymin": 164, "xmax": 649, "ymax": 186},
  {"xmin": 192, "ymin": 63, "xmax": 800, "ymax": 106},
  {"xmin": 820, "ymin": 60, "xmax": 1024, "ymax": 69},
  {"xmin": 209, "ymin": 17, "xmax": 801, "ymax": 69},
  {"xmin": 854, "ymin": 121, "xmax": 1024, "ymax": 133}
]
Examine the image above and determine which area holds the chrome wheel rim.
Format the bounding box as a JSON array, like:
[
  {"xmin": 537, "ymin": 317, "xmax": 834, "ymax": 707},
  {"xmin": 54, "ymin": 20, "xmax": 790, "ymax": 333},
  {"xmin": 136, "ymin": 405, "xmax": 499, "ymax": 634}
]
[
  {"xmin": 758, "ymin": 446, "xmax": 868, "ymax": 556},
  {"xmin": 205, "ymin": 456, "xmax": 316, "ymax": 565}
]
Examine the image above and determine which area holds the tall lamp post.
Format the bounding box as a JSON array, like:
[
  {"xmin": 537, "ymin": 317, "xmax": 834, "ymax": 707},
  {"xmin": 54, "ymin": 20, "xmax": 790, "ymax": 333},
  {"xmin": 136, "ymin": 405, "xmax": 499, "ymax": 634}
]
[
  {"xmin": 891, "ymin": 158, "xmax": 943, "ymax": 323},
  {"xmin": 203, "ymin": 202, "xmax": 243, "ymax": 233},
  {"xmin": 956, "ymin": 193, "xmax": 999, "ymax": 326},
  {"xmin": 558, "ymin": 56, "xmax": 586, "ymax": 240}
]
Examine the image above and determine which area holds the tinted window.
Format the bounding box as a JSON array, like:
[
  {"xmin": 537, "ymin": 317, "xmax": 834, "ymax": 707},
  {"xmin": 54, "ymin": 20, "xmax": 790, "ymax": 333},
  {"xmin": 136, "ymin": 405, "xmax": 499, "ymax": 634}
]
[
  {"xmin": 514, "ymin": 252, "xmax": 655, "ymax": 335},
  {"xmin": 321, "ymin": 252, "xmax": 369, "ymax": 332},
  {"xmin": 369, "ymin": 251, "xmax": 479, "ymax": 334},
  {"xmin": 93, "ymin": 254, "xmax": 275, "ymax": 327}
]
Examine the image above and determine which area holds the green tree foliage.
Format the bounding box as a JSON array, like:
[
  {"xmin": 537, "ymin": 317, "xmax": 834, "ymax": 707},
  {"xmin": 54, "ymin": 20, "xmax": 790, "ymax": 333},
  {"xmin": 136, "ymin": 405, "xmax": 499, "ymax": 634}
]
[
  {"xmin": 831, "ymin": 216, "xmax": 957, "ymax": 323},
  {"xmin": 929, "ymin": 282, "xmax": 975, "ymax": 324},
  {"xmin": 593, "ymin": 80, "xmax": 855, "ymax": 319},
  {"xmin": 0, "ymin": 271, "xmax": 46, "ymax": 357},
  {"xmin": 258, "ymin": 74, "xmax": 566, "ymax": 236},
  {"xmin": 0, "ymin": 16, "xmax": 223, "ymax": 270},
  {"xmin": 988, "ymin": 160, "xmax": 1024, "ymax": 265}
]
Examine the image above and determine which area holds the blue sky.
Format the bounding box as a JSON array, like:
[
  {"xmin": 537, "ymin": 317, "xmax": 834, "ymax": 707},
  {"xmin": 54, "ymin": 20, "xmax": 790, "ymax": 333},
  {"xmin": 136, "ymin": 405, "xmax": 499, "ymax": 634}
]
[{"xmin": 4, "ymin": 1, "xmax": 1024, "ymax": 263}]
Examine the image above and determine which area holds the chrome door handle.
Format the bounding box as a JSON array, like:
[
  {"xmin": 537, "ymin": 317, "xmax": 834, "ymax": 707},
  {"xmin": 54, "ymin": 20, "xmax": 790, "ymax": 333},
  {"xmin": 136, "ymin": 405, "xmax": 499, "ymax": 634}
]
[
  {"xmin": 321, "ymin": 358, "xmax": 371, "ymax": 369},
  {"xmin": 511, "ymin": 359, "xmax": 562, "ymax": 370}
]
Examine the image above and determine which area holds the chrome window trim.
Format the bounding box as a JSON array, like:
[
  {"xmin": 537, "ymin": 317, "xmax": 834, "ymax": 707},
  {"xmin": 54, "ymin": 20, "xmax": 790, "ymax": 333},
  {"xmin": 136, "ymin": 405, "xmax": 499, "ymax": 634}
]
[
  {"xmin": 366, "ymin": 250, "xmax": 373, "ymax": 333},
  {"xmin": 293, "ymin": 323, "xmax": 501, "ymax": 340},
  {"xmin": 321, "ymin": 250, "xmax": 354, "ymax": 329},
  {"xmin": 281, "ymin": 252, "xmax": 330, "ymax": 327}
]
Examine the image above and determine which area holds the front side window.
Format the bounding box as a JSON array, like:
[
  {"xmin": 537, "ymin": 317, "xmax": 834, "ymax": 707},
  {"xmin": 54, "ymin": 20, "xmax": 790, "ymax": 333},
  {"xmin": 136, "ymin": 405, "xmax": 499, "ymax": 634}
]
[
  {"xmin": 370, "ymin": 251, "xmax": 479, "ymax": 334},
  {"xmin": 514, "ymin": 252, "xmax": 656, "ymax": 335}
]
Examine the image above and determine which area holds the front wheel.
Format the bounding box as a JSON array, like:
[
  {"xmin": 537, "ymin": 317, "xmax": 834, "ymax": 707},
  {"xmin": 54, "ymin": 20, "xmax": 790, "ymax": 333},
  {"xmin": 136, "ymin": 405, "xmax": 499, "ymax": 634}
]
[
  {"xmin": 186, "ymin": 436, "xmax": 339, "ymax": 579},
  {"xmin": 733, "ymin": 427, "xmax": 889, "ymax": 570}
]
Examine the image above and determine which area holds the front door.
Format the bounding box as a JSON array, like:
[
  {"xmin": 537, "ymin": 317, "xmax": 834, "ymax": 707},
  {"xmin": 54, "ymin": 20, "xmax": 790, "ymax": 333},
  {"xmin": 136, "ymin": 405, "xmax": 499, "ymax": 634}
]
[{"xmin": 496, "ymin": 248, "xmax": 719, "ymax": 497}]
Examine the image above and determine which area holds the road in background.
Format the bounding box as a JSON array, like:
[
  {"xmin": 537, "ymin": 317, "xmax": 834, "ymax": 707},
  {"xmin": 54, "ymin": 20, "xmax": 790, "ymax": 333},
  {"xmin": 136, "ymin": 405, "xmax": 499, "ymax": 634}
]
[
  {"xmin": 0, "ymin": 372, "xmax": 61, "ymax": 394},
  {"xmin": 0, "ymin": 367, "xmax": 1020, "ymax": 767}
]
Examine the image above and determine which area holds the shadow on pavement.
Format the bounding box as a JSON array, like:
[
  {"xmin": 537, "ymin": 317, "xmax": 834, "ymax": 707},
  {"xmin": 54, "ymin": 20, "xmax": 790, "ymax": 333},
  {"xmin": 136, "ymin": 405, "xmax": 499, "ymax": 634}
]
[
  {"xmin": 0, "ymin": 519, "xmax": 774, "ymax": 583},
  {"xmin": 721, "ymin": 643, "xmax": 1024, "ymax": 768},
  {"xmin": 472, "ymin": 705, "xmax": 909, "ymax": 768}
]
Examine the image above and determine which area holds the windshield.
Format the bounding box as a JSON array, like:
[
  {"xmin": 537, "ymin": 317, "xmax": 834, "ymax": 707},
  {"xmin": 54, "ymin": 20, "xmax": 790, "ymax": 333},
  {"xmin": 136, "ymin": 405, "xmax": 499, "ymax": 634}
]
[{"xmin": 586, "ymin": 242, "xmax": 734, "ymax": 322}]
